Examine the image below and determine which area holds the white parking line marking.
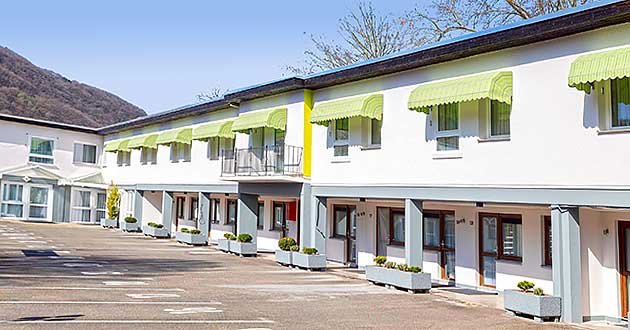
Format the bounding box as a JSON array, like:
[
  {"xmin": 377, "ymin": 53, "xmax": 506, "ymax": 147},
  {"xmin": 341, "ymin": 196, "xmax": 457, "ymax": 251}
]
[
  {"xmin": 81, "ymin": 271, "xmax": 123, "ymax": 275},
  {"xmin": 0, "ymin": 301, "xmax": 221, "ymax": 305},
  {"xmin": 0, "ymin": 274, "xmax": 152, "ymax": 280},
  {"xmin": 0, "ymin": 286, "xmax": 184, "ymax": 291},
  {"xmin": 164, "ymin": 307, "xmax": 223, "ymax": 314},
  {"xmin": 188, "ymin": 251, "xmax": 224, "ymax": 255},
  {"xmin": 103, "ymin": 281, "xmax": 148, "ymax": 286},
  {"xmin": 127, "ymin": 293, "xmax": 182, "ymax": 299},
  {"xmin": 0, "ymin": 319, "xmax": 275, "ymax": 325},
  {"xmin": 63, "ymin": 263, "xmax": 103, "ymax": 268},
  {"xmin": 17, "ymin": 241, "xmax": 47, "ymax": 244}
]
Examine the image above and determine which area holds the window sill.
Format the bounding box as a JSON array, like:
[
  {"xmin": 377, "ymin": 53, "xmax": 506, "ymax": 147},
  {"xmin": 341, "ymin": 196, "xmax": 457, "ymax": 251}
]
[
  {"xmin": 598, "ymin": 128, "xmax": 630, "ymax": 135},
  {"xmin": 73, "ymin": 162, "xmax": 99, "ymax": 167},
  {"xmin": 360, "ymin": 145, "xmax": 381, "ymax": 151},
  {"xmin": 432, "ymin": 151, "xmax": 463, "ymax": 160},
  {"xmin": 331, "ymin": 157, "xmax": 350, "ymax": 163},
  {"xmin": 477, "ymin": 137, "xmax": 511, "ymax": 143}
]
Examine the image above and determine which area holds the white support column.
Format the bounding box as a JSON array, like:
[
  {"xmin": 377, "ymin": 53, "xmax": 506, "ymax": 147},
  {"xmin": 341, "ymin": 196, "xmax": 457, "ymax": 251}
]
[
  {"xmin": 133, "ymin": 190, "xmax": 143, "ymax": 221},
  {"xmin": 551, "ymin": 205, "xmax": 582, "ymax": 323},
  {"xmin": 404, "ymin": 199, "xmax": 423, "ymax": 267},
  {"xmin": 198, "ymin": 192, "xmax": 210, "ymax": 243},
  {"xmin": 311, "ymin": 196, "xmax": 327, "ymax": 253},
  {"xmin": 162, "ymin": 191, "xmax": 174, "ymax": 237},
  {"xmin": 299, "ymin": 183, "xmax": 312, "ymax": 248},
  {"xmin": 237, "ymin": 193, "xmax": 258, "ymax": 244}
]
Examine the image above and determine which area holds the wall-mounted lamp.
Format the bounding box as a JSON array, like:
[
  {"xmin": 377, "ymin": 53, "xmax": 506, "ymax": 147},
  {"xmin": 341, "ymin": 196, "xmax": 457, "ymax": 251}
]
[
  {"xmin": 603, "ymin": 228, "xmax": 609, "ymax": 236},
  {"xmin": 476, "ymin": 202, "xmax": 484, "ymax": 208},
  {"xmin": 359, "ymin": 198, "xmax": 366, "ymax": 202}
]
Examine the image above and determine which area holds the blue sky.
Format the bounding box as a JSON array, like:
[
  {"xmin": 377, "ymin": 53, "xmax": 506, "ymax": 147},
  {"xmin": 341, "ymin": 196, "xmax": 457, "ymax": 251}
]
[{"xmin": 0, "ymin": 0, "xmax": 418, "ymax": 114}]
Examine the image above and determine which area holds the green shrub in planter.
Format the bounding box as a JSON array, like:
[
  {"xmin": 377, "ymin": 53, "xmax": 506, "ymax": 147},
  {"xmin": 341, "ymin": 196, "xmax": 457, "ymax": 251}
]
[
  {"xmin": 237, "ymin": 233, "xmax": 253, "ymax": 243},
  {"xmin": 397, "ymin": 263, "xmax": 409, "ymax": 272},
  {"xmin": 408, "ymin": 266, "xmax": 421, "ymax": 273},
  {"xmin": 189, "ymin": 229, "xmax": 201, "ymax": 235},
  {"xmin": 533, "ymin": 287, "xmax": 545, "ymax": 296},
  {"xmin": 374, "ymin": 256, "xmax": 387, "ymax": 266},
  {"xmin": 180, "ymin": 227, "xmax": 190, "ymax": 233},
  {"xmin": 124, "ymin": 216, "xmax": 137, "ymax": 223},
  {"xmin": 289, "ymin": 244, "xmax": 300, "ymax": 252},
  {"xmin": 278, "ymin": 237, "xmax": 297, "ymax": 251},
  {"xmin": 302, "ymin": 247, "xmax": 318, "ymax": 255},
  {"xmin": 384, "ymin": 261, "xmax": 397, "ymax": 269},
  {"xmin": 517, "ymin": 280, "xmax": 535, "ymax": 293},
  {"xmin": 224, "ymin": 232, "xmax": 237, "ymax": 240}
]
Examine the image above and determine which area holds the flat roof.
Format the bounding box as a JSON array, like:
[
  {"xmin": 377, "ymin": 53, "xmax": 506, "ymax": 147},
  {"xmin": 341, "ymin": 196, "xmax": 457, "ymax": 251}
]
[{"xmin": 0, "ymin": 113, "xmax": 100, "ymax": 134}]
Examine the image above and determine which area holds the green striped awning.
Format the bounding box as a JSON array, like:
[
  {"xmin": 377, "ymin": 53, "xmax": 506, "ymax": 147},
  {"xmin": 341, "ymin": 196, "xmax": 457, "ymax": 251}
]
[
  {"xmin": 231, "ymin": 108, "xmax": 287, "ymax": 133},
  {"xmin": 127, "ymin": 134, "xmax": 158, "ymax": 149},
  {"xmin": 192, "ymin": 120, "xmax": 235, "ymax": 141},
  {"xmin": 568, "ymin": 47, "xmax": 630, "ymax": 93},
  {"xmin": 310, "ymin": 94, "xmax": 383, "ymax": 125},
  {"xmin": 104, "ymin": 139, "xmax": 130, "ymax": 152},
  {"xmin": 408, "ymin": 71, "xmax": 513, "ymax": 113},
  {"xmin": 155, "ymin": 128, "xmax": 193, "ymax": 145}
]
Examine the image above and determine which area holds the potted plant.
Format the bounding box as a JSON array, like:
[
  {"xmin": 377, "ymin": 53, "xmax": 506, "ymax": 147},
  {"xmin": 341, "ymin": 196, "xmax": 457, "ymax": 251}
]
[
  {"xmin": 504, "ymin": 280, "xmax": 561, "ymax": 322},
  {"xmin": 365, "ymin": 256, "xmax": 431, "ymax": 293},
  {"xmin": 218, "ymin": 232, "xmax": 235, "ymax": 252},
  {"xmin": 101, "ymin": 183, "xmax": 120, "ymax": 228},
  {"xmin": 176, "ymin": 227, "xmax": 206, "ymax": 246},
  {"xmin": 120, "ymin": 216, "xmax": 140, "ymax": 232},
  {"xmin": 275, "ymin": 237, "xmax": 296, "ymax": 266},
  {"xmin": 292, "ymin": 247, "xmax": 326, "ymax": 271},
  {"xmin": 229, "ymin": 233, "xmax": 257, "ymax": 256},
  {"xmin": 142, "ymin": 221, "xmax": 169, "ymax": 238}
]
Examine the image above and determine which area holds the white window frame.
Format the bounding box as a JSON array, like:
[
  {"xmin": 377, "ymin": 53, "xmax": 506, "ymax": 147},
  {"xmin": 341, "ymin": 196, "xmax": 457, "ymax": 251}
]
[
  {"xmin": 486, "ymin": 101, "xmax": 511, "ymax": 139},
  {"xmin": 1, "ymin": 182, "xmax": 53, "ymax": 221},
  {"xmin": 28, "ymin": 135, "xmax": 56, "ymax": 165},
  {"xmin": 0, "ymin": 182, "xmax": 25, "ymax": 219},
  {"xmin": 73, "ymin": 141, "xmax": 99, "ymax": 165},
  {"xmin": 140, "ymin": 147, "xmax": 157, "ymax": 165},
  {"xmin": 207, "ymin": 137, "xmax": 220, "ymax": 161},
  {"xmin": 601, "ymin": 79, "xmax": 630, "ymax": 131},
  {"xmin": 332, "ymin": 118, "xmax": 350, "ymax": 159},
  {"xmin": 96, "ymin": 192, "xmax": 107, "ymax": 222},
  {"xmin": 434, "ymin": 104, "xmax": 461, "ymax": 153},
  {"xmin": 71, "ymin": 188, "xmax": 94, "ymax": 223},
  {"xmin": 117, "ymin": 150, "xmax": 131, "ymax": 167},
  {"xmin": 170, "ymin": 142, "xmax": 191, "ymax": 163},
  {"xmin": 367, "ymin": 118, "xmax": 382, "ymax": 147}
]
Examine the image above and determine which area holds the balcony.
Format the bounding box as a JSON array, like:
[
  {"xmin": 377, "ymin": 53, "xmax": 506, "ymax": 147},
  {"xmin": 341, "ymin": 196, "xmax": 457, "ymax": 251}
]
[{"xmin": 221, "ymin": 144, "xmax": 303, "ymax": 179}]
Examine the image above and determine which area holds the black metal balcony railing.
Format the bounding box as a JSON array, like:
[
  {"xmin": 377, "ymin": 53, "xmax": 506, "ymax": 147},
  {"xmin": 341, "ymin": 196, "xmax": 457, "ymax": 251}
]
[{"xmin": 221, "ymin": 144, "xmax": 303, "ymax": 177}]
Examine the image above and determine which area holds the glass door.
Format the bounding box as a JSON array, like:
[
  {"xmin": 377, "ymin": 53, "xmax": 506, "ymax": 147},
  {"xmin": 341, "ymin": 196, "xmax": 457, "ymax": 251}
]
[
  {"xmin": 347, "ymin": 206, "xmax": 357, "ymax": 266},
  {"xmin": 28, "ymin": 186, "xmax": 50, "ymax": 220},
  {"xmin": 175, "ymin": 196, "xmax": 185, "ymax": 230},
  {"xmin": 1, "ymin": 183, "xmax": 24, "ymax": 218},
  {"xmin": 479, "ymin": 214, "xmax": 498, "ymax": 287},
  {"xmin": 619, "ymin": 221, "xmax": 630, "ymax": 319},
  {"xmin": 424, "ymin": 211, "xmax": 456, "ymax": 281},
  {"xmin": 273, "ymin": 202, "xmax": 287, "ymax": 237}
]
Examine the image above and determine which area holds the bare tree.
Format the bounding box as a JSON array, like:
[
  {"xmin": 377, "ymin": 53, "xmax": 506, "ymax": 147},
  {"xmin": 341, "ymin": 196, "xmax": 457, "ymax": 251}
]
[
  {"xmin": 408, "ymin": 0, "xmax": 595, "ymax": 42},
  {"xmin": 287, "ymin": 2, "xmax": 420, "ymax": 75},
  {"xmin": 196, "ymin": 87, "xmax": 228, "ymax": 103}
]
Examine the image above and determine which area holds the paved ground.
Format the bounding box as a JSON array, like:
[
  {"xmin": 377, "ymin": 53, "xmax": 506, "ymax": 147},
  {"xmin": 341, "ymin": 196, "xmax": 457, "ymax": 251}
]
[{"xmin": 0, "ymin": 220, "xmax": 579, "ymax": 330}]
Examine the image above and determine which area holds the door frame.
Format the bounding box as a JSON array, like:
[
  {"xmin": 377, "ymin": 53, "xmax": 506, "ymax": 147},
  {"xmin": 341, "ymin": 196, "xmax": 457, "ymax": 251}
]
[
  {"xmin": 618, "ymin": 221, "xmax": 630, "ymax": 318},
  {"xmin": 424, "ymin": 210, "xmax": 455, "ymax": 281},
  {"xmin": 273, "ymin": 201, "xmax": 287, "ymax": 237},
  {"xmin": 333, "ymin": 204, "xmax": 357, "ymax": 265},
  {"xmin": 478, "ymin": 212, "xmax": 498, "ymax": 288}
]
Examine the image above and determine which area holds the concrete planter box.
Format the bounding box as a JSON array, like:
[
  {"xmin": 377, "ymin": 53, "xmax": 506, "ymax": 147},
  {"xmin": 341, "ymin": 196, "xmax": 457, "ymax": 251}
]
[
  {"xmin": 142, "ymin": 225, "xmax": 169, "ymax": 238},
  {"xmin": 100, "ymin": 218, "xmax": 118, "ymax": 228},
  {"xmin": 365, "ymin": 266, "xmax": 431, "ymax": 293},
  {"xmin": 292, "ymin": 252, "xmax": 326, "ymax": 270},
  {"xmin": 217, "ymin": 239, "xmax": 231, "ymax": 252},
  {"xmin": 229, "ymin": 241, "xmax": 257, "ymax": 256},
  {"xmin": 176, "ymin": 232, "xmax": 207, "ymax": 246},
  {"xmin": 275, "ymin": 250, "xmax": 293, "ymax": 266},
  {"xmin": 120, "ymin": 221, "xmax": 140, "ymax": 232},
  {"xmin": 504, "ymin": 290, "xmax": 561, "ymax": 322}
]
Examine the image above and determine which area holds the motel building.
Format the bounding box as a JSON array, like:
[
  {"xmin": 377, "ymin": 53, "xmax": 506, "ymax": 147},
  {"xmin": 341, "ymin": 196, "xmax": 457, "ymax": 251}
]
[{"xmin": 1, "ymin": 0, "xmax": 630, "ymax": 324}]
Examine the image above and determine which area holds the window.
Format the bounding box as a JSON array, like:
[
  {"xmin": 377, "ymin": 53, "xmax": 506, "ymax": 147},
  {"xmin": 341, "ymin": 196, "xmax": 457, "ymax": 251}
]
[
  {"xmin": 273, "ymin": 202, "xmax": 286, "ymax": 231},
  {"xmin": 170, "ymin": 143, "xmax": 191, "ymax": 163},
  {"xmin": 141, "ymin": 148, "xmax": 157, "ymax": 165},
  {"xmin": 334, "ymin": 206, "xmax": 348, "ymax": 237},
  {"xmin": 257, "ymin": 202, "xmax": 265, "ymax": 229},
  {"xmin": 117, "ymin": 151, "xmax": 131, "ymax": 167},
  {"xmin": 370, "ymin": 119, "xmax": 382, "ymax": 146},
  {"xmin": 210, "ymin": 198, "xmax": 221, "ymax": 224},
  {"xmin": 29, "ymin": 137, "xmax": 55, "ymax": 164},
  {"xmin": 500, "ymin": 217, "xmax": 522, "ymax": 259},
  {"xmin": 1, "ymin": 183, "xmax": 24, "ymax": 218},
  {"xmin": 73, "ymin": 143, "xmax": 97, "ymax": 164},
  {"xmin": 190, "ymin": 197, "xmax": 198, "ymax": 221},
  {"xmin": 611, "ymin": 77, "xmax": 630, "ymax": 128},
  {"xmin": 207, "ymin": 137, "xmax": 220, "ymax": 160},
  {"xmin": 424, "ymin": 214, "xmax": 440, "ymax": 248},
  {"xmin": 333, "ymin": 118, "xmax": 349, "ymax": 157},
  {"xmin": 72, "ymin": 190, "xmax": 92, "ymax": 222},
  {"xmin": 28, "ymin": 186, "xmax": 49, "ymax": 219},
  {"xmin": 543, "ymin": 216, "xmax": 552, "ymax": 266},
  {"xmin": 176, "ymin": 197, "xmax": 185, "ymax": 219},
  {"xmin": 274, "ymin": 130, "xmax": 285, "ymax": 146},
  {"xmin": 96, "ymin": 193, "xmax": 107, "ymax": 221},
  {"xmin": 436, "ymin": 104, "xmax": 459, "ymax": 151},
  {"xmin": 490, "ymin": 100, "xmax": 511, "ymax": 137},
  {"xmin": 227, "ymin": 199, "xmax": 237, "ymax": 225},
  {"xmin": 389, "ymin": 209, "xmax": 405, "ymax": 246}
]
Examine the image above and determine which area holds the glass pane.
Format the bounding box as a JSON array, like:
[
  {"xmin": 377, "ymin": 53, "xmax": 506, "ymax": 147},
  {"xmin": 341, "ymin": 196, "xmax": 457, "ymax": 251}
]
[
  {"xmin": 228, "ymin": 201, "xmax": 236, "ymax": 224},
  {"xmin": 334, "ymin": 145, "xmax": 348, "ymax": 157},
  {"xmin": 73, "ymin": 209, "xmax": 91, "ymax": 222},
  {"xmin": 97, "ymin": 193, "xmax": 107, "ymax": 209},
  {"xmin": 444, "ymin": 213, "xmax": 456, "ymax": 248},
  {"xmin": 349, "ymin": 207, "xmax": 357, "ymax": 238},
  {"xmin": 392, "ymin": 212, "xmax": 405, "ymax": 243},
  {"xmin": 274, "ymin": 130, "xmax": 285, "ymax": 146},
  {"xmin": 83, "ymin": 145, "xmax": 97, "ymax": 163},
  {"xmin": 482, "ymin": 216, "xmax": 497, "ymax": 254},
  {"xmin": 377, "ymin": 208, "xmax": 389, "ymax": 255},
  {"xmin": 370, "ymin": 119, "xmax": 382, "ymax": 145},
  {"xmin": 625, "ymin": 228, "xmax": 630, "ymax": 272},
  {"xmin": 1, "ymin": 203, "xmax": 23, "ymax": 217},
  {"xmin": 30, "ymin": 187, "xmax": 48, "ymax": 205},
  {"xmin": 29, "ymin": 206, "xmax": 47, "ymax": 218},
  {"xmin": 3, "ymin": 184, "xmax": 23, "ymax": 202},
  {"xmin": 446, "ymin": 251, "xmax": 456, "ymax": 280},
  {"xmin": 96, "ymin": 210, "xmax": 106, "ymax": 221},
  {"xmin": 482, "ymin": 256, "xmax": 496, "ymax": 286},
  {"xmin": 74, "ymin": 191, "xmax": 91, "ymax": 207},
  {"xmin": 502, "ymin": 221, "xmax": 522, "ymax": 257},
  {"xmin": 490, "ymin": 100, "xmax": 511, "ymax": 136},
  {"xmin": 334, "ymin": 208, "xmax": 347, "ymax": 237},
  {"xmin": 423, "ymin": 214, "xmax": 440, "ymax": 247},
  {"xmin": 74, "ymin": 143, "xmax": 82, "ymax": 162},
  {"xmin": 29, "ymin": 156, "xmax": 54, "ymax": 164},
  {"xmin": 437, "ymin": 104, "xmax": 458, "ymax": 131},
  {"xmin": 257, "ymin": 204, "xmax": 264, "ymax": 228},
  {"xmin": 437, "ymin": 136, "xmax": 459, "ymax": 151},
  {"xmin": 335, "ymin": 119, "xmax": 348, "ymax": 140},
  {"xmin": 30, "ymin": 138, "xmax": 54, "ymax": 156},
  {"xmin": 274, "ymin": 204, "xmax": 284, "ymax": 230},
  {"xmin": 612, "ymin": 77, "xmax": 630, "ymax": 127}
]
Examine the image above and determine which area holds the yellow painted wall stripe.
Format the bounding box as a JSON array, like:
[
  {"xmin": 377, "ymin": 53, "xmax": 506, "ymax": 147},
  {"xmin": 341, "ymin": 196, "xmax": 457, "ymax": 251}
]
[{"xmin": 303, "ymin": 89, "xmax": 313, "ymax": 178}]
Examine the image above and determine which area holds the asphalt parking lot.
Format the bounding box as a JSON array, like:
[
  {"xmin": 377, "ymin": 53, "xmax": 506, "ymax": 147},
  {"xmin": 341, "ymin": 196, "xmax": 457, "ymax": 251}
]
[{"xmin": 0, "ymin": 220, "xmax": 578, "ymax": 330}]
